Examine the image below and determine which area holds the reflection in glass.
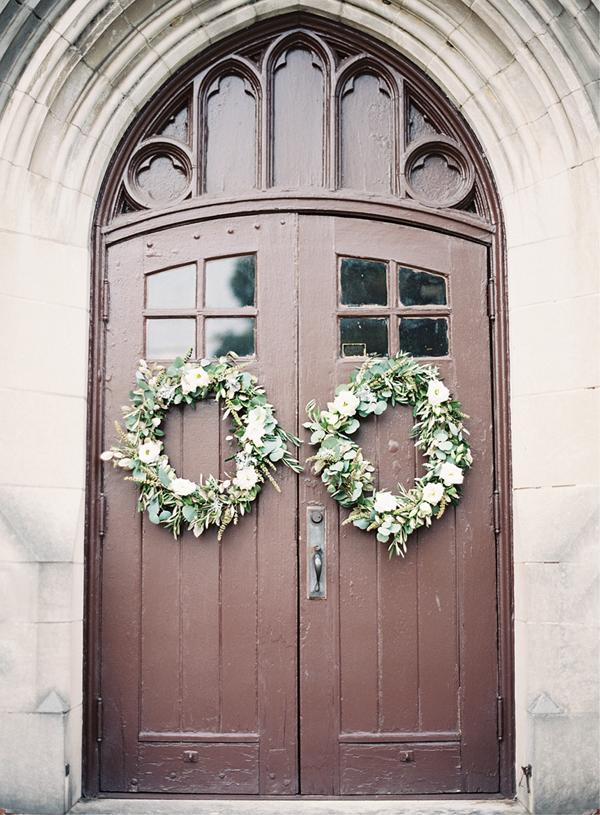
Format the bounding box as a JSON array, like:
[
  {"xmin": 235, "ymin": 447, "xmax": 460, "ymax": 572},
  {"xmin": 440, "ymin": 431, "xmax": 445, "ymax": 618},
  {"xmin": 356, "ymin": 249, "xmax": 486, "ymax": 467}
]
[
  {"xmin": 205, "ymin": 317, "xmax": 255, "ymax": 357},
  {"xmin": 399, "ymin": 267, "xmax": 446, "ymax": 306},
  {"xmin": 146, "ymin": 318, "xmax": 196, "ymax": 359},
  {"xmin": 146, "ymin": 264, "xmax": 196, "ymax": 309},
  {"xmin": 340, "ymin": 257, "xmax": 387, "ymax": 306},
  {"xmin": 205, "ymin": 255, "xmax": 256, "ymax": 308},
  {"xmin": 399, "ymin": 318, "xmax": 448, "ymax": 356},
  {"xmin": 340, "ymin": 317, "xmax": 388, "ymax": 357}
]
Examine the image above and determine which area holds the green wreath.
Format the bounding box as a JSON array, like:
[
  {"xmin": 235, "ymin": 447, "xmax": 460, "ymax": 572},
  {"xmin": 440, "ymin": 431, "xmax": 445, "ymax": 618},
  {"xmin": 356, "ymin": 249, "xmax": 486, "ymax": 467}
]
[
  {"xmin": 101, "ymin": 353, "xmax": 302, "ymax": 540},
  {"xmin": 304, "ymin": 353, "xmax": 472, "ymax": 557}
]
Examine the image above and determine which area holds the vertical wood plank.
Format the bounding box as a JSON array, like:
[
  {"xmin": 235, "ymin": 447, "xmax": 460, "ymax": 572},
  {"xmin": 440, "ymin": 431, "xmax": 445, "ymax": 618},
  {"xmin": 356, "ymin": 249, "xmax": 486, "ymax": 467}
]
[
  {"xmin": 273, "ymin": 48, "xmax": 325, "ymax": 187},
  {"xmin": 205, "ymin": 74, "xmax": 257, "ymax": 194},
  {"xmin": 340, "ymin": 73, "xmax": 393, "ymax": 193},
  {"xmin": 181, "ymin": 400, "xmax": 220, "ymax": 732}
]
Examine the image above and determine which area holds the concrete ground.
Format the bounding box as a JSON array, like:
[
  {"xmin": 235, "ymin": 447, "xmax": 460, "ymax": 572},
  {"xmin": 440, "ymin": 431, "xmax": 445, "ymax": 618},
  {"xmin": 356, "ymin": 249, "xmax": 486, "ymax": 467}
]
[{"xmin": 58, "ymin": 798, "xmax": 527, "ymax": 815}]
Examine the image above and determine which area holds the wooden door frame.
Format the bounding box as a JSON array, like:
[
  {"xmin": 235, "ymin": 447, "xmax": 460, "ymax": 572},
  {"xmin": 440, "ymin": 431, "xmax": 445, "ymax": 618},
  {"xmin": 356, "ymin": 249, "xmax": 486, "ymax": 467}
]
[
  {"xmin": 83, "ymin": 12, "xmax": 513, "ymax": 799},
  {"xmin": 84, "ymin": 194, "xmax": 513, "ymax": 799}
]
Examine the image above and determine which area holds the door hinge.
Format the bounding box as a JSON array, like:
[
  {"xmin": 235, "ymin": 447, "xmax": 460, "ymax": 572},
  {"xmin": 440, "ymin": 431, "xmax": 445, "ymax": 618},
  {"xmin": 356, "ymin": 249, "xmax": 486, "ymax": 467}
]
[
  {"xmin": 497, "ymin": 695, "xmax": 504, "ymax": 741},
  {"xmin": 96, "ymin": 697, "xmax": 104, "ymax": 743},
  {"xmin": 101, "ymin": 279, "xmax": 110, "ymax": 321},
  {"xmin": 98, "ymin": 493, "xmax": 107, "ymax": 538},
  {"xmin": 487, "ymin": 277, "xmax": 496, "ymax": 321},
  {"xmin": 492, "ymin": 489, "xmax": 501, "ymax": 535}
]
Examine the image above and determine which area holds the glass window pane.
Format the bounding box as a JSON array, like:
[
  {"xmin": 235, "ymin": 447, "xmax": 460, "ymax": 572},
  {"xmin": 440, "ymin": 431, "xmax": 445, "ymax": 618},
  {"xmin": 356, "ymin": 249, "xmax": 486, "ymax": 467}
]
[
  {"xmin": 146, "ymin": 264, "xmax": 196, "ymax": 309},
  {"xmin": 340, "ymin": 257, "xmax": 387, "ymax": 306},
  {"xmin": 205, "ymin": 255, "xmax": 256, "ymax": 308},
  {"xmin": 340, "ymin": 317, "xmax": 388, "ymax": 357},
  {"xmin": 146, "ymin": 318, "xmax": 196, "ymax": 359},
  {"xmin": 399, "ymin": 317, "xmax": 448, "ymax": 357},
  {"xmin": 205, "ymin": 317, "xmax": 255, "ymax": 357},
  {"xmin": 399, "ymin": 266, "xmax": 447, "ymax": 306}
]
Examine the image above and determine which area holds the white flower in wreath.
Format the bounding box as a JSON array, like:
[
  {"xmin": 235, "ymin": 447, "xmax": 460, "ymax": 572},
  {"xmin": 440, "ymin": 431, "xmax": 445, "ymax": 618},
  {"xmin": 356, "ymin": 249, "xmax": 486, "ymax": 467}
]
[
  {"xmin": 320, "ymin": 410, "xmax": 338, "ymax": 427},
  {"xmin": 100, "ymin": 450, "xmax": 114, "ymax": 461},
  {"xmin": 170, "ymin": 477, "xmax": 197, "ymax": 497},
  {"xmin": 138, "ymin": 440, "xmax": 162, "ymax": 464},
  {"xmin": 418, "ymin": 501, "xmax": 433, "ymax": 517},
  {"xmin": 243, "ymin": 406, "xmax": 269, "ymax": 446},
  {"xmin": 427, "ymin": 379, "xmax": 450, "ymax": 406},
  {"xmin": 233, "ymin": 466, "xmax": 260, "ymax": 491},
  {"xmin": 181, "ymin": 366, "xmax": 210, "ymax": 394},
  {"xmin": 439, "ymin": 461, "xmax": 464, "ymax": 486},
  {"xmin": 422, "ymin": 481, "xmax": 444, "ymax": 505},
  {"xmin": 373, "ymin": 490, "xmax": 398, "ymax": 513},
  {"xmin": 247, "ymin": 406, "xmax": 268, "ymax": 425},
  {"xmin": 331, "ymin": 390, "xmax": 360, "ymax": 417},
  {"xmin": 243, "ymin": 423, "xmax": 267, "ymax": 446}
]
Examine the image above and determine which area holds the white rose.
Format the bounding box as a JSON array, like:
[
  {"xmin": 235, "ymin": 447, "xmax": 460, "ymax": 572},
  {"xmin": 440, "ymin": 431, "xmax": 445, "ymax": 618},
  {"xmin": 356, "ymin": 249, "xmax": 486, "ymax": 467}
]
[
  {"xmin": 422, "ymin": 482, "xmax": 444, "ymax": 505},
  {"xmin": 418, "ymin": 501, "xmax": 433, "ymax": 517},
  {"xmin": 247, "ymin": 406, "xmax": 268, "ymax": 425},
  {"xmin": 181, "ymin": 366, "xmax": 210, "ymax": 394},
  {"xmin": 427, "ymin": 379, "xmax": 450, "ymax": 406},
  {"xmin": 439, "ymin": 461, "xmax": 464, "ymax": 486},
  {"xmin": 320, "ymin": 410, "xmax": 338, "ymax": 426},
  {"xmin": 243, "ymin": 422, "xmax": 266, "ymax": 446},
  {"xmin": 332, "ymin": 390, "xmax": 360, "ymax": 417},
  {"xmin": 169, "ymin": 477, "xmax": 197, "ymax": 496},
  {"xmin": 373, "ymin": 490, "xmax": 398, "ymax": 513},
  {"xmin": 233, "ymin": 466, "xmax": 259, "ymax": 491},
  {"xmin": 100, "ymin": 450, "xmax": 114, "ymax": 461},
  {"xmin": 138, "ymin": 440, "xmax": 162, "ymax": 464}
]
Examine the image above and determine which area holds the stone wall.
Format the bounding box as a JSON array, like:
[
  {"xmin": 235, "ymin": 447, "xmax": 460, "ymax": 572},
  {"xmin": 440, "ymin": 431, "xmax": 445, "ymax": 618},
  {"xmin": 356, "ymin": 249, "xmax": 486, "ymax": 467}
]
[{"xmin": 0, "ymin": 2, "xmax": 598, "ymax": 813}]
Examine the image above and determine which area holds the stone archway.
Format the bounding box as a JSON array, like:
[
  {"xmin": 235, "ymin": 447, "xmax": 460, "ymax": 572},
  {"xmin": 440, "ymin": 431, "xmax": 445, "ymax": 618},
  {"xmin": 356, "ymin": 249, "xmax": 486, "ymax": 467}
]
[{"xmin": 0, "ymin": 3, "xmax": 597, "ymax": 814}]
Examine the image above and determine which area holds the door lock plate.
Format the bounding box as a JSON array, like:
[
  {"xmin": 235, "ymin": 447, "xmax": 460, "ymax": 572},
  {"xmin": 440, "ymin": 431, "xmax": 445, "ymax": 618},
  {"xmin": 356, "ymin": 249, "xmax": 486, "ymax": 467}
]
[{"xmin": 307, "ymin": 506, "xmax": 326, "ymax": 599}]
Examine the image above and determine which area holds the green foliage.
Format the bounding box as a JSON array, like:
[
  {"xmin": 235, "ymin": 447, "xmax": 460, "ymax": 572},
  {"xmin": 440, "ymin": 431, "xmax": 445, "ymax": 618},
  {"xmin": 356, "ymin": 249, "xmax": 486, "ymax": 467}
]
[
  {"xmin": 304, "ymin": 352, "xmax": 472, "ymax": 558},
  {"xmin": 102, "ymin": 352, "xmax": 302, "ymax": 541}
]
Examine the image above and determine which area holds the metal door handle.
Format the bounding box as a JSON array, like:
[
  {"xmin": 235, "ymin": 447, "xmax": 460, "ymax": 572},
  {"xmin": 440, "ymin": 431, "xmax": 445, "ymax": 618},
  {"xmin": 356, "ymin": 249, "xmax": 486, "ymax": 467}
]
[
  {"xmin": 307, "ymin": 506, "xmax": 326, "ymax": 599},
  {"xmin": 312, "ymin": 546, "xmax": 323, "ymax": 594}
]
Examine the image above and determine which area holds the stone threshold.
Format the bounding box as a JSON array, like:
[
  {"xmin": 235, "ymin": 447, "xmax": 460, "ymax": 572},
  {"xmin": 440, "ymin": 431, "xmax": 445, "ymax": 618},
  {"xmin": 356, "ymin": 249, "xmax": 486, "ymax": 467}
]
[{"xmin": 60, "ymin": 797, "xmax": 527, "ymax": 815}]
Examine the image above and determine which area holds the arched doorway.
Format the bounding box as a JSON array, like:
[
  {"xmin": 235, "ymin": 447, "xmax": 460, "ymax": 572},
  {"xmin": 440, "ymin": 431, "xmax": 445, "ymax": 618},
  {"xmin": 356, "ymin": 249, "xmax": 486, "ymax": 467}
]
[{"xmin": 86, "ymin": 13, "xmax": 512, "ymax": 798}]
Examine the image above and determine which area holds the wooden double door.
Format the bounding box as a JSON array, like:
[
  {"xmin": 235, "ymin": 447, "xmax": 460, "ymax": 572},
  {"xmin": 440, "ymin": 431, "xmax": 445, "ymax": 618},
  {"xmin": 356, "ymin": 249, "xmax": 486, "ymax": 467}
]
[{"xmin": 99, "ymin": 209, "xmax": 499, "ymax": 795}]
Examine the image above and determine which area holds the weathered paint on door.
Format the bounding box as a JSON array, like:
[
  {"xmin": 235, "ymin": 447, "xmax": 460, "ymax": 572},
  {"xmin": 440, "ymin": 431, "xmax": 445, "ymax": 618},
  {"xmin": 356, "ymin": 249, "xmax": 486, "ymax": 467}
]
[{"xmin": 98, "ymin": 211, "xmax": 499, "ymax": 795}]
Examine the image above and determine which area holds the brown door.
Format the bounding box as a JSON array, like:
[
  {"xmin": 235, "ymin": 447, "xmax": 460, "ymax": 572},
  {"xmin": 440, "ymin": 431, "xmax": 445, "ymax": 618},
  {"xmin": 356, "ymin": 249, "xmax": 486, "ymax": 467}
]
[{"xmin": 99, "ymin": 209, "xmax": 499, "ymax": 795}]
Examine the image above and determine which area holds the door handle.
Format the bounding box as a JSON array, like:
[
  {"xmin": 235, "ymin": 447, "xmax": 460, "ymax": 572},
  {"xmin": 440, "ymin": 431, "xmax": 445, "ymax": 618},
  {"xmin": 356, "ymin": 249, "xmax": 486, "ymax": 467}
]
[
  {"xmin": 312, "ymin": 546, "xmax": 323, "ymax": 594},
  {"xmin": 307, "ymin": 507, "xmax": 326, "ymax": 599}
]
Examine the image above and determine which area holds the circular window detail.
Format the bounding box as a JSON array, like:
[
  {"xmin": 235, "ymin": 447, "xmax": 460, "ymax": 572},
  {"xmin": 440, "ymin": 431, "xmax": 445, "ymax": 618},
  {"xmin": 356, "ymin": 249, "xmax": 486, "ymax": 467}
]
[
  {"xmin": 403, "ymin": 136, "xmax": 475, "ymax": 209},
  {"xmin": 124, "ymin": 137, "xmax": 193, "ymax": 209}
]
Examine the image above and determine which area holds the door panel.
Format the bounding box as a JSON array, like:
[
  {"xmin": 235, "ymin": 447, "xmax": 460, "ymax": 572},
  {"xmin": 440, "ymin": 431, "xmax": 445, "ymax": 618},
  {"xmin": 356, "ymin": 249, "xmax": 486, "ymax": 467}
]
[
  {"xmin": 100, "ymin": 215, "xmax": 298, "ymax": 794},
  {"xmin": 99, "ymin": 211, "xmax": 498, "ymax": 796},
  {"xmin": 298, "ymin": 215, "xmax": 498, "ymax": 794}
]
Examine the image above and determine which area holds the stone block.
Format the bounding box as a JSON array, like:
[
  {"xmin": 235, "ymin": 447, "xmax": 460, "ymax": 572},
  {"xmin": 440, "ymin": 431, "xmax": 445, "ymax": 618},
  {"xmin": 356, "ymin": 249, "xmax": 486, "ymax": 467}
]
[
  {"xmin": 0, "ymin": 710, "xmax": 66, "ymax": 814},
  {"xmin": 531, "ymin": 713, "xmax": 600, "ymax": 814},
  {"xmin": 513, "ymin": 484, "xmax": 599, "ymax": 564},
  {"xmin": 509, "ymin": 294, "xmax": 600, "ymax": 396},
  {"xmin": 516, "ymin": 619, "xmax": 599, "ymax": 715},
  {"xmin": 38, "ymin": 562, "xmax": 84, "ymax": 623},
  {"xmin": 0, "ymin": 621, "xmax": 37, "ymax": 712},
  {"xmin": 0, "ymin": 229, "xmax": 89, "ymax": 309},
  {"xmin": 36, "ymin": 621, "xmax": 83, "ymax": 711},
  {"xmin": 0, "ymin": 485, "xmax": 84, "ymax": 563},
  {"xmin": 0, "ymin": 561, "xmax": 39, "ymax": 623},
  {"xmin": 511, "ymin": 388, "xmax": 599, "ymax": 488},
  {"xmin": 506, "ymin": 233, "xmax": 599, "ymax": 308},
  {"xmin": 0, "ymin": 294, "xmax": 88, "ymax": 398},
  {"xmin": 515, "ymin": 562, "xmax": 599, "ymax": 626},
  {"xmin": 0, "ymin": 389, "xmax": 86, "ymax": 489}
]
